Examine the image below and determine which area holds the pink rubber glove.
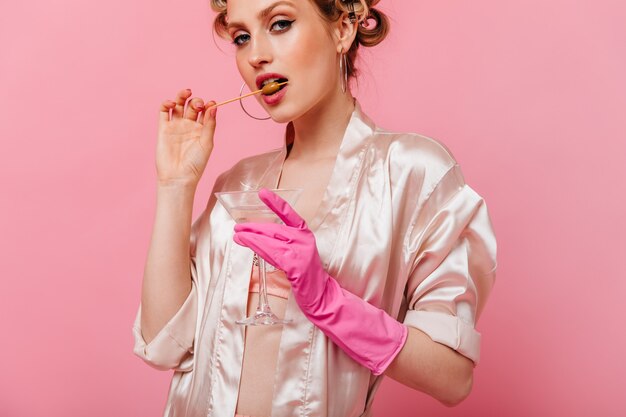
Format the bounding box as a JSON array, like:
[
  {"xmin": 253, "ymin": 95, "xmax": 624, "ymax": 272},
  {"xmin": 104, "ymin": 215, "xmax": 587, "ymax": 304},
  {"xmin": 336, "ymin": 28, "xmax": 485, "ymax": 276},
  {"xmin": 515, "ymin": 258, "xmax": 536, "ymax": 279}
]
[{"xmin": 233, "ymin": 188, "xmax": 408, "ymax": 375}]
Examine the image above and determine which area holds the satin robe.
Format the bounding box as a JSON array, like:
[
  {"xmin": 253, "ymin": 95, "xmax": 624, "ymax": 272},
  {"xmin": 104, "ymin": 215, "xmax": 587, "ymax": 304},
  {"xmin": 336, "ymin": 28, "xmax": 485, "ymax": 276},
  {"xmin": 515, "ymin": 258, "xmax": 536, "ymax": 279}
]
[{"xmin": 132, "ymin": 100, "xmax": 498, "ymax": 417}]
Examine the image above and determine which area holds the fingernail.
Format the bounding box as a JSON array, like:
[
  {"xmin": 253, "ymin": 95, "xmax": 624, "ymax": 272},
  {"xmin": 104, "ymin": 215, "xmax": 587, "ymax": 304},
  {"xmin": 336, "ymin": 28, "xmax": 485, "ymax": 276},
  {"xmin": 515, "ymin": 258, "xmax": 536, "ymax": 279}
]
[{"xmin": 209, "ymin": 106, "xmax": 217, "ymax": 118}]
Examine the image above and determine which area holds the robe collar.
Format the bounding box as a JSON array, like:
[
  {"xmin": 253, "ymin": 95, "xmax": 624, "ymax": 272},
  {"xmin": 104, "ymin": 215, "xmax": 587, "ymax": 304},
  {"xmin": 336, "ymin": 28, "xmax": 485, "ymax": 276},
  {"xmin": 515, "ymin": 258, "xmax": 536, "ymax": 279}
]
[{"xmin": 257, "ymin": 98, "xmax": 377, "ymax": 194}]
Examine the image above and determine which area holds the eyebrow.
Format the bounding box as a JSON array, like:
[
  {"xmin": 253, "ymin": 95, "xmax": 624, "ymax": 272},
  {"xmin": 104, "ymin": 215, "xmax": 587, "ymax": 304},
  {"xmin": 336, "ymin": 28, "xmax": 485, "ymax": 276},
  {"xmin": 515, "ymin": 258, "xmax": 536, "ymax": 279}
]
[{"xmin": 226, "ymin": 0, "xmax": 295, "ymax": 31}]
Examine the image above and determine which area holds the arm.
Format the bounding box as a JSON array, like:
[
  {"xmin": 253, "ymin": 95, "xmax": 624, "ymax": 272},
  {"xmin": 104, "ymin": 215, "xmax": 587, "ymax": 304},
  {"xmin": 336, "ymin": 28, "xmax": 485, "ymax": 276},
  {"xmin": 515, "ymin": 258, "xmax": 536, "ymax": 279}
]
[
  {"xmin": 134, "ymin": 90, "xmax": 220, "ymax": 370},
  {"xmin": 385, "ymin": 326, "xmax": 474, "ymax": 407},
  {"xmin": 140, "ymin": 183, "xmax": 196, "ymax": 344},
  {"xmin": 133, "ymin": 168, "xmax": 231, "ymax": 370},
  {"xmin": 390, "ymin": 164, "xmax": 497, "ymax": 405},
  {"xmin": 132, "ymin": 182, "xmax": 199, "ymax": 371}
]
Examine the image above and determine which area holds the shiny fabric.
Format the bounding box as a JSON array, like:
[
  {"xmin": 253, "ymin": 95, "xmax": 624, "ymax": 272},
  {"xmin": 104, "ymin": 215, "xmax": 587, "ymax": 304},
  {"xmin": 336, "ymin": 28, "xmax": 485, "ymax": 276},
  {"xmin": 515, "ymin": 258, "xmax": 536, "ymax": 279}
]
[{"xmin": 132, "ymin": 100, "xmax": 498, "ymax": 417}]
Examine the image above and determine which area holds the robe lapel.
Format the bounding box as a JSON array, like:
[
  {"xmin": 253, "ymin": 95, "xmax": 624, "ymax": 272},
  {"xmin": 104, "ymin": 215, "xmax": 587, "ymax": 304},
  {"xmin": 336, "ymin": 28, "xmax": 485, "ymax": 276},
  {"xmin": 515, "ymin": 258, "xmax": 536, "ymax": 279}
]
[{"xmin": 271, "ymin": 100, "xmax": 377, "ymax": 416}]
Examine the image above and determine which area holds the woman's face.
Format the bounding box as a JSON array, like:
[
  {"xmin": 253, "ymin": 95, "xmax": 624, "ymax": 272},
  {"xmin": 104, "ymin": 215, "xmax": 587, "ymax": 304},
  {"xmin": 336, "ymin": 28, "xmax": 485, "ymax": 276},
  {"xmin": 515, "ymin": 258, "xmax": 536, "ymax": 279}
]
[{"xmin": 226, "ymin": 0, "xmax": 341, "ymax": 123}]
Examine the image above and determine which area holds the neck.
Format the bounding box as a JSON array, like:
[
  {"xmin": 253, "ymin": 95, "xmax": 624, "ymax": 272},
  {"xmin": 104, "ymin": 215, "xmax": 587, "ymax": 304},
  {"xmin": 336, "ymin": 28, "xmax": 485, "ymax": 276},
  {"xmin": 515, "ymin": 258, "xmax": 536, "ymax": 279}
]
[{"xmin": 287, "ymin": 89, "xmax": 356, "ymax": 161}]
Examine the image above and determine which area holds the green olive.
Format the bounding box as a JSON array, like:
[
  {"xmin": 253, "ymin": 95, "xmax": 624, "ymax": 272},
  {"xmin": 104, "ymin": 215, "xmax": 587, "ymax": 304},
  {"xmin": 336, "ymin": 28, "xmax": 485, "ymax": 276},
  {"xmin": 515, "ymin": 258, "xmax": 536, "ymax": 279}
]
[{"xmin": 261, "ymin": 81, "xmax": 282, "ymax": 95}]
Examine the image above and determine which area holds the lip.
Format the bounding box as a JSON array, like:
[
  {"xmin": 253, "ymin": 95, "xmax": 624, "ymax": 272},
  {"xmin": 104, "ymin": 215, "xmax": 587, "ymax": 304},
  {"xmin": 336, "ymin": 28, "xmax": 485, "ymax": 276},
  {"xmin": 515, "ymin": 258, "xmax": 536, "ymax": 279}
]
[
  {"xmin": 256, "ymin": 72, "xmax": 288, "ymax": 90},
  {"xmin": 261, "ymin": 85, "xmax": 288, "ymax": 106}
]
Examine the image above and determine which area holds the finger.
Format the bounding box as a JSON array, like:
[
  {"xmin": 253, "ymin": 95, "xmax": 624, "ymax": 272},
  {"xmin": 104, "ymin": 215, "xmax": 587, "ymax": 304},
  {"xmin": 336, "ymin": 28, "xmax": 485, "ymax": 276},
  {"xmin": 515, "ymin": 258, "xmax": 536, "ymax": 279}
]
[
  {"xmin": 172, "ymin": 88, "xmax": 192, "ymax": 119},
  {"xmin": 234, "ymin": 230, "xmax": 288, "ymax": 252},
  {"xmin": 258, "ymin": 188, "xmax": 306, "ymax": 229},
  {"xmin": 159, "ymin": 100, "xmax": 175, "ymax": 122},
  {"xmin": 200, "ymin": 100, "xmax": 217, "ymax": 126},
  {"xmin": 234, "ymin": 222, "xmax": 293, "ymax": 242},
  {"xmin": 185, "ymin": 97, "xmax": 204, "ymax": 121},
  {"xmin": 233, "ymin": 232, "xmax": 287, "ymax": 269},
  {"xmin": 199, "ymin": 100, "xmax": 217, "ymax": 150}
]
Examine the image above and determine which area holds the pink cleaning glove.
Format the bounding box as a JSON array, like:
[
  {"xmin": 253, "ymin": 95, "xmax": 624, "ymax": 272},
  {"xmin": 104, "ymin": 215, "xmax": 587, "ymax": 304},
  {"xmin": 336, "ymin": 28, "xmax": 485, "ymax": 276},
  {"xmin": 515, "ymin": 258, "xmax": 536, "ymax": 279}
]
[{"xmin": 233, "ymin": 188, "xmax": 408, "ymax": 375}]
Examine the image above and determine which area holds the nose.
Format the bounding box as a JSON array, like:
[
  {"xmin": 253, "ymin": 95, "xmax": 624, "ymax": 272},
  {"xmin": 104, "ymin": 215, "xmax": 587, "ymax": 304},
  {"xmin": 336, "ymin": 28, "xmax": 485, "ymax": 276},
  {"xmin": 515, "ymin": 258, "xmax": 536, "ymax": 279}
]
[{"xmin": 247, "ymin": 36, "xmax": 272, "ymax": 68}]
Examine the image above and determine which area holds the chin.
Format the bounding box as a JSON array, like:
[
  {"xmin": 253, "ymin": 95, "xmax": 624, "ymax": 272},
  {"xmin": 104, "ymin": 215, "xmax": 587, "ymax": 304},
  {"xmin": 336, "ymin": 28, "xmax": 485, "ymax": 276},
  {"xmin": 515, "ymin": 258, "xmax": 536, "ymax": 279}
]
[
  {"xmin": 264, "ymin": 102, "xmax": 301, "ymax": 124},
  {"xmin": 265, "ymin": 95, "xmax": 321, "ymax": 125},
  {"xmin": 268, "ymin": 112, "xmax": 294, "ymax": 124}
]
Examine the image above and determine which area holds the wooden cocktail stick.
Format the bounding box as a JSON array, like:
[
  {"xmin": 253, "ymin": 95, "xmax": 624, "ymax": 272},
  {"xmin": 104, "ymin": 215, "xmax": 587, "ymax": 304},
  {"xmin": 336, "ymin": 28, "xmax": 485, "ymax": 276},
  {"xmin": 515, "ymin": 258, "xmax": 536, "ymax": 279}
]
[{"xmin": 207, "ymin": 81, "xmax": 289, "ymax": 109}]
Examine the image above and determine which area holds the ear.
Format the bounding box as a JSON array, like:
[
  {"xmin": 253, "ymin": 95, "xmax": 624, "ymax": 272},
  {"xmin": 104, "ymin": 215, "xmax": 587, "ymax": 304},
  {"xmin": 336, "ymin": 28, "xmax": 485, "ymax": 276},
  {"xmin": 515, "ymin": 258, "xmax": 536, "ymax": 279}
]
[{"xmin": 333, "ymin": 14, "xmax": 358, "ymax": 53}]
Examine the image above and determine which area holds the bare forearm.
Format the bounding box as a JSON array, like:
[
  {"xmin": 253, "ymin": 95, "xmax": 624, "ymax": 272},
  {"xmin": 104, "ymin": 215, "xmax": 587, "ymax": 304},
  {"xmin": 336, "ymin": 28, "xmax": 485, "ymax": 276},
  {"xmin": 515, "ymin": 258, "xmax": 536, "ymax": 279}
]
[
  {"xmin": 140, "ymin": 183, "xmax": 196, "ymax": 344},
  {"xmin": 384, "ymin": 326, "xmax": 474, "ymax": 407}
]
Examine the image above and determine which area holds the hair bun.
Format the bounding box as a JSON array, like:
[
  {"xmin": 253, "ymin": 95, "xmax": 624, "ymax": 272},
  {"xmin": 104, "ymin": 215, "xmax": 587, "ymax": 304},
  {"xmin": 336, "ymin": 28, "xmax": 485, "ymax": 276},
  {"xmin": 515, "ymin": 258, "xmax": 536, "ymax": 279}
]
[{"xmin": 356, "ymin": 7, "xmax": 389, "ymax": 47}]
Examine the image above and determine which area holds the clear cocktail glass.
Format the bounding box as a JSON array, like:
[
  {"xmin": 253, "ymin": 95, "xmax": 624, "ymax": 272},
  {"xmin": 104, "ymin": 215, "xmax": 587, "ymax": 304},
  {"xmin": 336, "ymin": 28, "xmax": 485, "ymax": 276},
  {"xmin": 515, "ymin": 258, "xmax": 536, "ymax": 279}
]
[{"xmin": 215, "ymin": 188, "xmax": 303, "ymax": 326}]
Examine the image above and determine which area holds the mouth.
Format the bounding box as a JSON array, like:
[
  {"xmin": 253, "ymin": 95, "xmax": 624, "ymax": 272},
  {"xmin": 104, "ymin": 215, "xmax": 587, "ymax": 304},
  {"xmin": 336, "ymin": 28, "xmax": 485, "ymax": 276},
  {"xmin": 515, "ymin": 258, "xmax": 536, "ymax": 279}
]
[
  {"xmin": 256, "ymin": 74, "xmax": 289, "ymax": 95},
  {"xmin": 263, "ymin": 78, "xmax": 289, "ymax": 95}
]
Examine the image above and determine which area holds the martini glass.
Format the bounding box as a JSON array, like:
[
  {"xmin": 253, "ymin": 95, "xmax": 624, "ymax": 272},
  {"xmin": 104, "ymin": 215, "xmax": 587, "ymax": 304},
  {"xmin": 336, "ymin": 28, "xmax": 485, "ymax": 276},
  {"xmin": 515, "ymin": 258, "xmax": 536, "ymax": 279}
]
[{"xmin": 215, "ymin": 188, "xmax": 303, "ymax": 326}]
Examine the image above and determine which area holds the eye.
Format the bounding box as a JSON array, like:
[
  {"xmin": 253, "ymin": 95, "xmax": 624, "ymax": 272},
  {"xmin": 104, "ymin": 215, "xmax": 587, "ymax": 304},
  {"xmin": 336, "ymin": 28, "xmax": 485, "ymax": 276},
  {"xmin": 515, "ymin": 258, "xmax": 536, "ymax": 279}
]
[
  {"xmin": 233, "ymin": 34, "xmax": 250, "ymax": 46},
  {"xmin": 231, "ymin": 19, "xmax": 293, "ymax": 47},
  {"xmin": 272, "ymin": 19, "xmax": 293, "ymax": 32}
]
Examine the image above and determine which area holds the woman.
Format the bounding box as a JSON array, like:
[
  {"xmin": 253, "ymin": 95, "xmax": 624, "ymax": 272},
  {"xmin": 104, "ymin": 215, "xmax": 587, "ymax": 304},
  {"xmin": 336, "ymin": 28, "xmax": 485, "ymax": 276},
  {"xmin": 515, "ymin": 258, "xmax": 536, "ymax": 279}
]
[{"xmin": 132, "ymin": 0, "xmax": 498, "ymax": 416}]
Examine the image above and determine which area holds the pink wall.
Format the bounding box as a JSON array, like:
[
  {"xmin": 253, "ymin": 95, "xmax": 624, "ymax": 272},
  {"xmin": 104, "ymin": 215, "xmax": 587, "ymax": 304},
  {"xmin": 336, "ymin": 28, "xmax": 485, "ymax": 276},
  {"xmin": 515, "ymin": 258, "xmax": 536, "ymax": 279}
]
[{"xmin": 1, "ymin": 0, "xmax": 624, "ymax": 415}]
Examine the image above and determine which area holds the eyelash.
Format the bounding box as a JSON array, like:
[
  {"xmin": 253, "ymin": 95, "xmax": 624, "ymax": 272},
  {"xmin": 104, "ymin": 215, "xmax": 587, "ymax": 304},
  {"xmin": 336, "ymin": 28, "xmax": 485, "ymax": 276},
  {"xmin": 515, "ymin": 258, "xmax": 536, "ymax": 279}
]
[{"xmin": 232, "ymin": 19, "xmax": 294, "ymax": 47}]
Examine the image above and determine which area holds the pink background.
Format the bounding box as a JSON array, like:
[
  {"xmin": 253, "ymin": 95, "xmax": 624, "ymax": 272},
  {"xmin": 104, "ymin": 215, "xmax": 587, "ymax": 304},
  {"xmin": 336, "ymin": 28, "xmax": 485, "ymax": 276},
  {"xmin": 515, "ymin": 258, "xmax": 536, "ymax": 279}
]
[{"xmin": 1, "ymin": 0, "xmax": 625, "ymax": 416}]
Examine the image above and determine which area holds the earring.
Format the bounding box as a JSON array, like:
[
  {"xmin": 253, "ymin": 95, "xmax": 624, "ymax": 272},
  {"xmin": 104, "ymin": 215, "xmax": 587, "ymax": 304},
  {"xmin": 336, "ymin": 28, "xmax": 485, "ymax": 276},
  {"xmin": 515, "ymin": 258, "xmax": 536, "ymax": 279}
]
[
  {"xmin": 239, "ymin": 82, "xmax": 271, "ymax": 120},
  {"xmin": 339, "ymin": 49, "xmax": 348, "ymax": 93}
]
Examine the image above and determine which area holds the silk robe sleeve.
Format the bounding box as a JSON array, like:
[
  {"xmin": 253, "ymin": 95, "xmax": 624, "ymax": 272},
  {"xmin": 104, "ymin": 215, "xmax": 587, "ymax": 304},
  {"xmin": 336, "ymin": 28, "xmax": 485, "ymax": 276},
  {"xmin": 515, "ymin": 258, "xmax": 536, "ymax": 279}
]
[
  {"xmin": 132, "ymin": 170, "xmax": 230, "ymax": 372},
  {"xmin": 402, "ymin": 162, "xmax": 497, "ymax": 366}
]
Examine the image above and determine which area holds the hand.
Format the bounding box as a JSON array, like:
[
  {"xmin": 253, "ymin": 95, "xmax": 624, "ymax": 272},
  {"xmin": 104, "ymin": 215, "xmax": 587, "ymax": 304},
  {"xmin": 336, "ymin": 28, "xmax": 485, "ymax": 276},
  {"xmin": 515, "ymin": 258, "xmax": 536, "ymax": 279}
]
[
  {"xmin": 232, "ymin": 188, "xmax": 329, "ymax": 311},
  {"xmin": 233, "ymin": 188, "xmax": 408, "ymax": 375},
  {"xmin": 156, "ymin": 88, "xmax": 217, "ymax": 187}
]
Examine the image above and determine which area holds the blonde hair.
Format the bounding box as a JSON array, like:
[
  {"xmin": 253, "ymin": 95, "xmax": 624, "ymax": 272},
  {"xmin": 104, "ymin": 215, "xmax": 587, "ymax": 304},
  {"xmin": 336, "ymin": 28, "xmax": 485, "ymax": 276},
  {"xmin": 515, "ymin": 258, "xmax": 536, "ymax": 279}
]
[{"xmin": 210, "ymin": 0, "xmax": 390, "ymax": 79}]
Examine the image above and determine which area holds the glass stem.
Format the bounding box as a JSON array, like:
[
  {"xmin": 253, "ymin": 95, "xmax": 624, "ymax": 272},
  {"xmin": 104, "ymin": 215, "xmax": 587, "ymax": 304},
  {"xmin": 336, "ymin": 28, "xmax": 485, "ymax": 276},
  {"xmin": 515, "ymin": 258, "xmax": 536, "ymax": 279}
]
[{"xmin": 257, "ymin": 254, "xmax": 270, "ymax": 313}]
